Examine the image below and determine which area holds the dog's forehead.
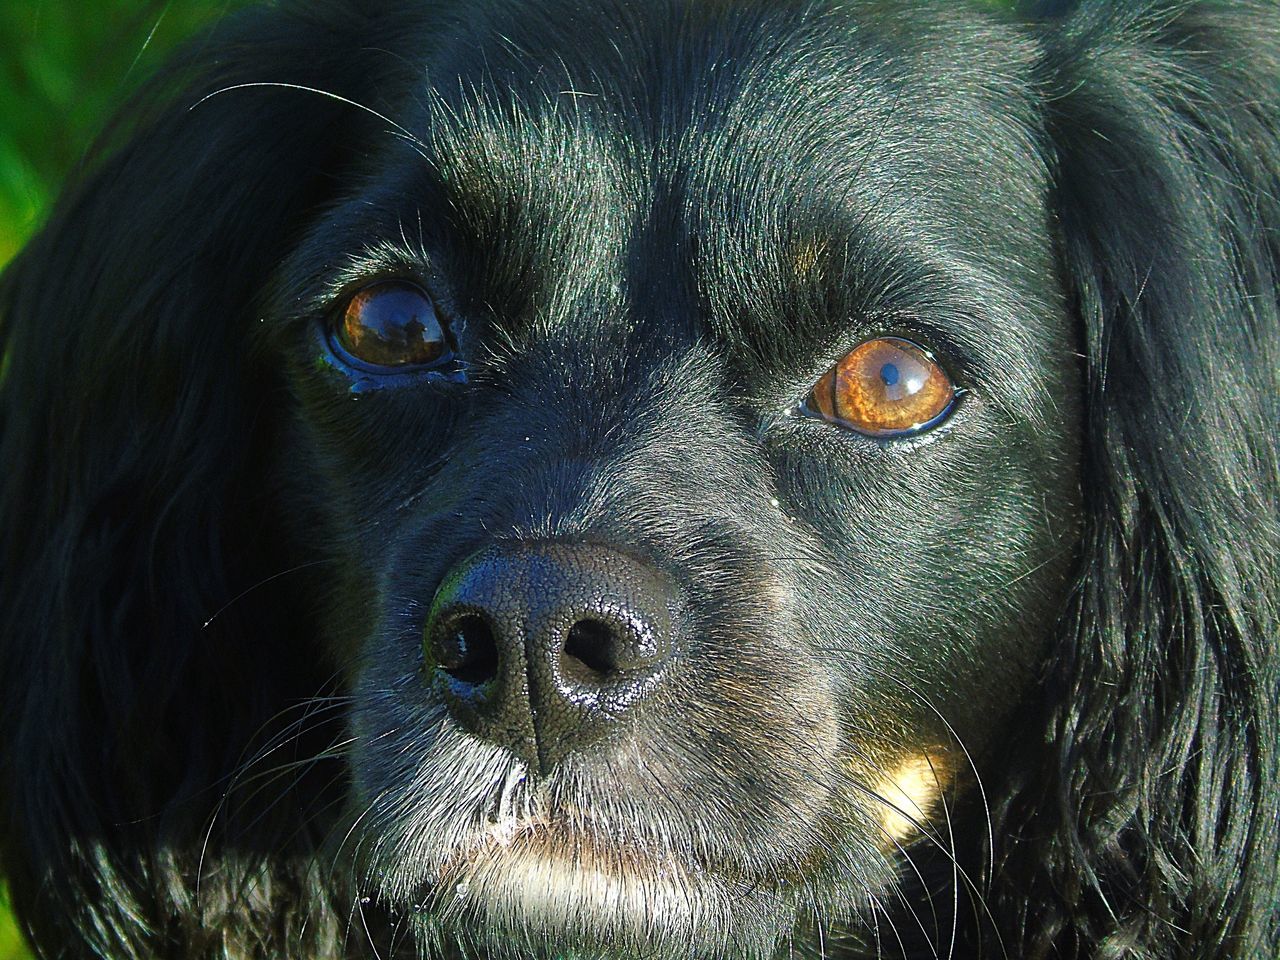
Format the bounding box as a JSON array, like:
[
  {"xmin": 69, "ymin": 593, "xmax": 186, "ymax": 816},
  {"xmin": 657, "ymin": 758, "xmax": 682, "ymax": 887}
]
[
  {"xmin": 394, "ymin": 0, "xmax": 1053, "ymax": 354},
  {"xmin": 413, "ymin": 0, "xmax": 1045, "ymax": 217}
]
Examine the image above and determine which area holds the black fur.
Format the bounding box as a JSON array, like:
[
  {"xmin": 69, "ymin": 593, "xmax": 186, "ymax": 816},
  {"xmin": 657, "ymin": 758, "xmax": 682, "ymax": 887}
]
[{"xmin": 1, "ymin": 1, "xmax": 1276, "ymax": 958}]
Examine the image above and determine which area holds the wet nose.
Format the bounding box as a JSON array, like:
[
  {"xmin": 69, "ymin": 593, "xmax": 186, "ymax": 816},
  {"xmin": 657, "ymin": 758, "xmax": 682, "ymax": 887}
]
[{"xmin": 422, "ymin": 543, "xmax": 683, "ymax": 772}]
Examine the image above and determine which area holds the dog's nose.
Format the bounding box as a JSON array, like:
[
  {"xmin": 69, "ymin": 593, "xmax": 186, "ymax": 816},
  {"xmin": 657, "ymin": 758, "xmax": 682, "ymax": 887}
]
[{"xmin": 422, "ymin": 543, "xmax": 683, "ymax": 772}]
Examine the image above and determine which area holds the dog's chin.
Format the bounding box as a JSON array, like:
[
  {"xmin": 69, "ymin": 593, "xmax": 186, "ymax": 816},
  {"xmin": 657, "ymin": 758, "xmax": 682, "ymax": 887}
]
[
  {"xmin": 423, "ymin": 829, "xmax": 779, "ymax": 959},
  {"xmin": 349, "ymin": 706, "xmax": 941, "ymax": 958},
  {"xmin": 351, "ymin": 705, "xmax": 899, "ymax": 957},
  {"xmin": 402, "ymin": 821, "xmax": 825, "ymax": 960},
  {"xmin": 354, "ymin": 783, "xmax": 889, "ymax": 960}
]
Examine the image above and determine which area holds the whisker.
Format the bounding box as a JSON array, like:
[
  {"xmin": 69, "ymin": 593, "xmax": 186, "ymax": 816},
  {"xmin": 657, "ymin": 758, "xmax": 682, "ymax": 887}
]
[
  {"xmin": 870, "ymin": 669, "xmax": 996, "ymax": 889},
  {"xmin": 190, "ymin": 82, "xmax": 424, "ymax": 151},
  {"xmin": 196, "ymin": 690, "xmax": 350, "ymax": 900},
  {"xmin": 200, "ymin": 559, "xmax": 336, "ymax": 629},
  {"xmin": 329, "ymin": 786, "xmax": 390, "ymax": 881},
  {"xmin": 877, "ymin": 679, "xmax": 1011, "ymax": 957},
  {"xmin": 868, "ymin": 892, "xmax": 910, "ymax": 960},
  {"xmin": 355, "ymin": 892, "xmax": 386, "ymax": 960}
]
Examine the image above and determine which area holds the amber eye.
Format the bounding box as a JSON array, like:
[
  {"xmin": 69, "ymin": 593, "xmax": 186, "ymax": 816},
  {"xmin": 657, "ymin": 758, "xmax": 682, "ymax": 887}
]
[
  {"xmin": 332, "ymin": 281, "xmax": 450, "ymax": 368},
  {"xmin": 806, "ymin": 337, "xmax": 957, "ymax": 437}
]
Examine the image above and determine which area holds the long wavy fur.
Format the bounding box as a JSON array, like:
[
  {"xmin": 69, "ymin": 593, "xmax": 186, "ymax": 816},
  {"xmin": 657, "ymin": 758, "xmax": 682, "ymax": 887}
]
[
  {"xmin": 1, "ymin": 1, "xmax": 1276, "ymax": 958},
  {"xmin": 994, "ymin": 4, "xmax": 1280, "ymax": 957}
]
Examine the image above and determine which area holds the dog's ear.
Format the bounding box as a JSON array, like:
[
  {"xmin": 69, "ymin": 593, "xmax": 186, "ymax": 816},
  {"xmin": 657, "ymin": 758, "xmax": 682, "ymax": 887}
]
[
  {"xmin": 0, "ymin": 5, "xmax": 416, "ymax": 954},
  {"xmin": 1003, "ymin": 3, "xmax": 1280, "ymax": 956}
]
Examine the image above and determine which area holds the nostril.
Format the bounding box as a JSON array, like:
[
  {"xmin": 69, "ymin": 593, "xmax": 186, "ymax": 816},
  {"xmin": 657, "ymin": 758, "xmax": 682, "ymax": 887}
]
[
  {"xmin": 423, "ymin": 545, "xmax": 682, "ymax": 769},
  {"xmin": 432, "ymin": 613, "xmax": 499, "ymax": 686},
  {"xmin": 563, "ymin": 618, "xmax": 620, "ymax": 681}
]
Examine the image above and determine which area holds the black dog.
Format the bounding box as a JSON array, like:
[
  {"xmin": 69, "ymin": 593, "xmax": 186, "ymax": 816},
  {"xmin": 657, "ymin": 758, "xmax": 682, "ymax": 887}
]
[{"xmin": 1, "ymin": 1, "xmax": 1277, "ymax": 958}]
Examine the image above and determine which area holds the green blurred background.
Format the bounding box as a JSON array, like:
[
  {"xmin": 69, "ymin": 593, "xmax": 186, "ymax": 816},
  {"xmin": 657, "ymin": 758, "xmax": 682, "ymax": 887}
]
[
  {"xmin": 1, "ymin": 5, "xmax": 251, "ymax": 955},
  {"xmin": 0, "ymin": 0, "xmax": 252, "ymax": 268}
]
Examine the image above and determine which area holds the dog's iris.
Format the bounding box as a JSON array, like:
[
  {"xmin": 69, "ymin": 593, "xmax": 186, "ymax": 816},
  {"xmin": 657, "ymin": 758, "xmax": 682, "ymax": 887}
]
[
  {"xmin": 807, "ymin": 338, "xmax": 955, "ymax": 437},
  {"xmin": 334, "ymin": 281, "xmax": 450, "ymax": 367}
]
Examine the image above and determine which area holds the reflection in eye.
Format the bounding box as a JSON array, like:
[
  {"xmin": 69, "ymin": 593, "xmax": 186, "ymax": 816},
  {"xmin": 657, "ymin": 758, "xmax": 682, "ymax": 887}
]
[
  {"xmin": 806, "ymin": 337, "xmax": 957, "ymax": 437},
  {"xmin": 334, "ymin": 282, "xmax": 450, "ymax": 368}
]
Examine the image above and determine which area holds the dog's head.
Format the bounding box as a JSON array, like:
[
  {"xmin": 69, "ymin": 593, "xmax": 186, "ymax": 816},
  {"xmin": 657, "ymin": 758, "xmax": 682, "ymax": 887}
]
[{"xmin": 1, "ymin": 2, "xmax": 1276, "ymax": 959}]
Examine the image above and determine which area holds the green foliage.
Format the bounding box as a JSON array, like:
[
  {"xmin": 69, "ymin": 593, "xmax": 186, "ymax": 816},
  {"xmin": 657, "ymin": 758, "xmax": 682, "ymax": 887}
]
[
  {"xmin": 0, "ymin": 0, "xmax": 251, "ymax": 266},
  {"xmin": 0, "ymin": 888, "xmax": 27, "ymax": 960}
]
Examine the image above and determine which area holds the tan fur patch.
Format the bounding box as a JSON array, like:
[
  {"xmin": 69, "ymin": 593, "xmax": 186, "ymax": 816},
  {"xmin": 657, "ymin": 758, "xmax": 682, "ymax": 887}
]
[
  {"xmin": 791, "ymin": 236, "xmax": 829, "ymax": 282},
  {"xmin": 873, "ymin": 752, "xmax": 952, "ymax": 846}
]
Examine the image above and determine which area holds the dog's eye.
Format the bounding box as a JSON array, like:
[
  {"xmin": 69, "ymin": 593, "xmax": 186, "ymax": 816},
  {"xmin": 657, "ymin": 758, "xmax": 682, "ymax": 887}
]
[
  {"xmin": 804, "ymin": 337, "xmax": 956, "ymax": 437},
  {"xmin": 332, "ymin": 282, "xmax": 450, "ymax": 368}
]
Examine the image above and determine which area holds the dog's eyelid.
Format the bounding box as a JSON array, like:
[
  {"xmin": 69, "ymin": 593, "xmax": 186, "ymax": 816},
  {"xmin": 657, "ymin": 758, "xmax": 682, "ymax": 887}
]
[{"xmin": 285, "ymin": 229, "xmax": 450, "ymax": 316}]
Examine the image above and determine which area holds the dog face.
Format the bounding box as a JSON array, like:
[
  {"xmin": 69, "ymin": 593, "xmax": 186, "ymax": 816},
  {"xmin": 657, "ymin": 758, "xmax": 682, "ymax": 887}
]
[
  {"xmin": 267, "ymin": 4, "xmax": 1081, "ymax": 955},
  {"xmin": 264, "ymin": 3, "xmax": 1085, "ymax": 957},
  {"xmin": 1, "ymin": 2, "xmax": 1276, "ymax": 959}
]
